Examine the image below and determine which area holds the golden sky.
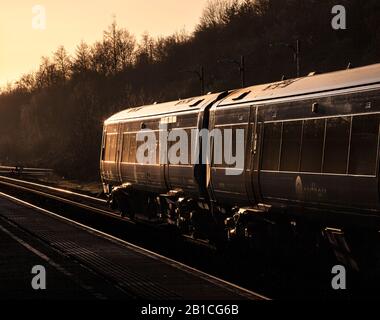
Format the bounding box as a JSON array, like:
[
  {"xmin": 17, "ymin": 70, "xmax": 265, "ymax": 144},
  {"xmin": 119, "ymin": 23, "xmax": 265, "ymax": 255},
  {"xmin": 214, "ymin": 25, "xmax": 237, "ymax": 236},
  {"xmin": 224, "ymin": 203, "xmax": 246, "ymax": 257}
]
[{"xmin": 0, "ymin": 0, "xmax": 208, "ymax": 88}]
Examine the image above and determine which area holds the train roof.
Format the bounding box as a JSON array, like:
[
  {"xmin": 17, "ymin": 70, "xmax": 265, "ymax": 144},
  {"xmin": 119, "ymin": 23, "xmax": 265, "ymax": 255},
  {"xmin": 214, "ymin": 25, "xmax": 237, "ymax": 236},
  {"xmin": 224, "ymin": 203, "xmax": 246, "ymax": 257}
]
[
  {"xmin": 219, "ymin": 63, "xmax": 380, "ymax": 106},
  {"xmin": 105, "ymin": 63, "xmax": 380, "ymax": 124},
  {"xmin": 104, "ymin": 92, "xmax": 224, "ymax": 124}
]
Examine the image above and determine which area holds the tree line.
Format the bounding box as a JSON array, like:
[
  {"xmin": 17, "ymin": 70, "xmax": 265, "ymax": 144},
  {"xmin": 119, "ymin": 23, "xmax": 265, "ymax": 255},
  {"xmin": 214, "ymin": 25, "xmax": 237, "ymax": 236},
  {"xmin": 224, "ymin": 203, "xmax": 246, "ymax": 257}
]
[{"xmin": 0, "ymin": 0, "xmax": 379, "ymax": 180}]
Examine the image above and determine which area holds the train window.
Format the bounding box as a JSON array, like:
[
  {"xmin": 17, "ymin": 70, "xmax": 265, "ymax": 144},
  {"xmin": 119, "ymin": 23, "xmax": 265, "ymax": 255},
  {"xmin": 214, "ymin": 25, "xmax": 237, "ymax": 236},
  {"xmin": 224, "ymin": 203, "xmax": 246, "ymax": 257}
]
[
  {"xmin": 223, "ymin": 126, "xmax": 237, "ymax": 168},
  {"xmin": 280, "ymin": 121, "xmax": 302, "ymax": 171},
  {"xmin": 128, "ymin": 134, "xmax": 137, "ymax": 163},
  {"xmin": 300, "ymin": 119, "xmax": 325, "ymax": 172},
  {"xmin": 227, "ymin": 126, "xmax": 246, "ymax": 169},
  {"xmin": 121, "ymin": 134, "xmax": 130, "ymax": 163},
  {"xmin": 104, "ymin": 135, "xmax": 110, "ymax": 161},
  {"xmin": 349, "ymin": 114, "xmax": 379, "ymax": 175},
  {"xmin": 155, "ymin": 131, "xmax": 160, "ymax": 165},
  {"xmin": 262, "ymin": 122, "xmax": 282, "ymax": 171},
  {"xmin": 105, "ymin": 134, "xmax": 117, "ymax": 162},
  {"xmin": 323, "ymin": 117, "xmax": 350, "ymax": 174},
  {"xmin": 101, "ymin": 134, "xmax": 107, "ymax": 161},
  {"xmin": 185, "ymin": 129, "xmax": 193, "ymax": 165}
]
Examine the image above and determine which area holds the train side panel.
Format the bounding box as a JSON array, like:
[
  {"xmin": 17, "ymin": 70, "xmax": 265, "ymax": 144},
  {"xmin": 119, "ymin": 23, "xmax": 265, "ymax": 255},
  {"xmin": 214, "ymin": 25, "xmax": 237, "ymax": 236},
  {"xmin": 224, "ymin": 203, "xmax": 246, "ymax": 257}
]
[
  {"xmin": 119, "ymin": 118, "xmax": 167, "ymax": 194},
  {"xmin": 208, "ymin": 103, "xmax": 256, "ymax": 206},
  {"xmin": 257, "ymin": 87, "xmax": 380, "ymax": 215}
]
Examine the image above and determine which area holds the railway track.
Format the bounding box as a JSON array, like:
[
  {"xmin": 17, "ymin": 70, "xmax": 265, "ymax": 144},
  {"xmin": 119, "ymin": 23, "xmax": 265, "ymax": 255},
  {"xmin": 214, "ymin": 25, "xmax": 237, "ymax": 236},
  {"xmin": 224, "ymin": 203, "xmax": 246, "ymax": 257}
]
[
  {"xmin": 1, "ymin": 175, "xmax": 371, "ymax": 299},
  {"xmin": 0, "ymin": 166, "xmax": 53, "ymax": 177},
  {"xmin": 0, "ymin": 175, "xmax": 120, "ymax": 219},
  {"xmin": 0, "ymin": 175, "xmax": 271, "ymax": 299},
  {"xmin": 0, "ymin": 175, "xmax": 214, "ymax": 248}
]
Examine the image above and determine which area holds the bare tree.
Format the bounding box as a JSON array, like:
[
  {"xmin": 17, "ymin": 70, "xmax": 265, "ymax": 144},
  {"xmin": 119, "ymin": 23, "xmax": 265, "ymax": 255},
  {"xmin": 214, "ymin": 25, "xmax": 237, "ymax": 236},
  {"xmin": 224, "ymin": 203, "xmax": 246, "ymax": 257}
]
[
  {"xmin": 104, "ymin": 19, "xmax": 136, "ymax": 72},
  {"xmin": 90, "ymin": 41, "xmax": 111, "ymax": 75},
  {"xmin": 73, "ymin": 41, "xmax": 91, "ymax": 73},
  {"xmin": 54, "ymin": 46, "xmax": 71, "ymax": 81},
  {"xmin": 136, "ymin": 32, "xmax": 155, "ymax": 64},
  {"xmin": 198, "ymin": 0, "xmax": 239, "ymax": 29},
  {"xmin": 104, "ymin": 19, "xmax": 119, "ymax": 73},
  {"xmin": 35, "ymin": 56, "xmax": 57, "ymax": 88},
  {"xmin": 118, "ymin": 29, "xmax": 136, "ymax": 69},
  {"xmin": 16, "ymin": 74, "xmax": 36, "ymax": 93}
]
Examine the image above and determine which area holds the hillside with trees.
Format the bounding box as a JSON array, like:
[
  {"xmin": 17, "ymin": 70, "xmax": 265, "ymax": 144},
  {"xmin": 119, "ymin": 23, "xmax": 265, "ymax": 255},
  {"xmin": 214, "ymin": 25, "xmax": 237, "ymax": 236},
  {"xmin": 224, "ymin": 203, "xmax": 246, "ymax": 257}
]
[{"xmin": 0, "ymin": 0, "xmax": 379, "ymax": 179}]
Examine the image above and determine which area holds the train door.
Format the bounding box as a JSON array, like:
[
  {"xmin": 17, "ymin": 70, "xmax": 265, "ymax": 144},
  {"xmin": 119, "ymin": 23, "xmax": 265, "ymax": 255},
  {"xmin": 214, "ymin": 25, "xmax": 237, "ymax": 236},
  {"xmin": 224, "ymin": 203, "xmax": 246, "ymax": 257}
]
[
  {"xmin": 208, "ymin": 104, "xmax": 251, "ymax": 206},
  {"xmin": 100, "ymin": 128, "xmax": 106, "ymax": 178},
  {"xmin": 161, "ymin": 116, "xmax": 171, "ymax": 191},
  {"xmin": 166, "ymin": 113, "xmax": 201, "ymax": 195},
  {"xmin": 251, "ymin": 105, "xmax": 263, "ymax": 203},
  {"xmin": 159, "ymin": 124, "xmax": 169, "ymax": 192},
  {"xmin": 244, "ymin": 105, "xmax": 258, "ymax": 205},
  {"xmin": 102, "ymin": 123, "xmax": 121, "ymax": 184},
  {"xmin": 116, "ymin": 123, "xmax": 123, "ymax": 183}
]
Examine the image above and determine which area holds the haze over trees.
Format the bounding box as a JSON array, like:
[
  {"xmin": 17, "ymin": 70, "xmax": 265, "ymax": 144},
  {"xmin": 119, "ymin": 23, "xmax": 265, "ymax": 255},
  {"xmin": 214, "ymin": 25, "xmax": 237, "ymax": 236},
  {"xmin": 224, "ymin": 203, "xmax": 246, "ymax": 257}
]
[{"xmin": 0, "ymin": 0, "xmax": 379, "ymax": 179}]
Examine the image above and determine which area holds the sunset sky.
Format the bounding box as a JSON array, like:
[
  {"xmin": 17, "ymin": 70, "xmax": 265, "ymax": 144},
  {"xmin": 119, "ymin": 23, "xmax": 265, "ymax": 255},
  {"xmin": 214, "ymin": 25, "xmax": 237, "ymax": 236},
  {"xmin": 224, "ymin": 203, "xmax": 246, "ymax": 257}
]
[{"xmin": 0, "ymin": 0, "xmax": 208, "ymax": 88}]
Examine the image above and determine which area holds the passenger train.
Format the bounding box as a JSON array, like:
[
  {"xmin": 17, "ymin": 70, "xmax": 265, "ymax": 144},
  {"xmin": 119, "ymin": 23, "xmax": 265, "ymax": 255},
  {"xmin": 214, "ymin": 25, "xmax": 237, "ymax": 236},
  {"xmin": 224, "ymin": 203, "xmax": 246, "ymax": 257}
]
[{"xmin": 100, "ymin": 63, "xmax": 380, "ymax": 264}]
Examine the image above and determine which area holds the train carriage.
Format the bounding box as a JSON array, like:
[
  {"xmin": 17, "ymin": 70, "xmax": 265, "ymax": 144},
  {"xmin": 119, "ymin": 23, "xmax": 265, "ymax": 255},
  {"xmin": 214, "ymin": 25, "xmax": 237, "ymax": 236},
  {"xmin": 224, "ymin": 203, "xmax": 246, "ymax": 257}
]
[
  {"xmin": 101, "ymin": 63, "xmax": 380, "ymax": 255},
  {"xmin": 101, "ymin": 92, "xmax": 229, "ymax": 216},
  {"xmin": 209, "ymin": 63, "xmax": 380, "ymax": 225}
]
